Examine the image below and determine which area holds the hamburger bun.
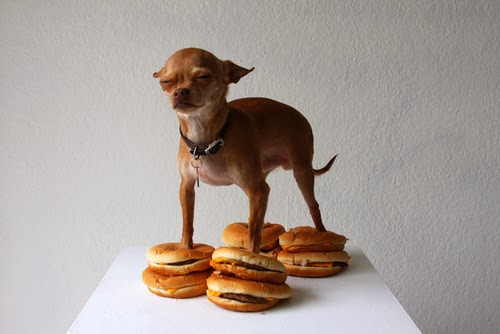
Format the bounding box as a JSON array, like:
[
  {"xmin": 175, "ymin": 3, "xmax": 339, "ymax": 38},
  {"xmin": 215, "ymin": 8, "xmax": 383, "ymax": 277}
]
[
  {"xmin": 277, "ymin": 250, "xmax": 350, "ymax": 278},
  {"xmin": 142, "ymin": 267, "xmax": 212, "ymax": 298},
  {"xmin": 211, "ymin": 247, "xmax": 287, "ymax": 284},
  {"xmin": 222, "ymin": 222, "xmax": 285, "ymax": 256},
  {"xmin": 206, "ymin": 273, "xmax": 291, "ymax": 312},
  {"xmin": 146, "ymin": 242, "xmax": 214, "ymax": 275},
  {"xmin": 279, "ymin": 226, "xmax": 347, "ymax": 252}
]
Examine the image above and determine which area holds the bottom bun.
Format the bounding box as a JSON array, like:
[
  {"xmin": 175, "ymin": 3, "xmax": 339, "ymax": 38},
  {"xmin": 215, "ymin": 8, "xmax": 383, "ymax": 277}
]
[
  {"xmin": 207, "ymin": 291, "xmax": 280, "ymax": 312},
  {"xmin": 283, "ymin": 263, "xmax": 343, "ymax": 278},
  {"xmin": 148, "ymin": 283, "xmax": 208, "ymax": 298}
]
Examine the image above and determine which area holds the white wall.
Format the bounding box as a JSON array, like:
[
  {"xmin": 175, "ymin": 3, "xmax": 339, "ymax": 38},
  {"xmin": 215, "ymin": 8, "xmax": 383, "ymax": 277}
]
[{"xmin": 1, "ymin": 1, "xmax": 499, "ymax": 333}]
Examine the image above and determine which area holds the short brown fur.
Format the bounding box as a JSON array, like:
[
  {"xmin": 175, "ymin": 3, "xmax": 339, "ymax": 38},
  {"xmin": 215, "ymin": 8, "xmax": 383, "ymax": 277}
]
[{"xmin": 154, "ymin": 48, "xmax": 336, "ymax": 252}]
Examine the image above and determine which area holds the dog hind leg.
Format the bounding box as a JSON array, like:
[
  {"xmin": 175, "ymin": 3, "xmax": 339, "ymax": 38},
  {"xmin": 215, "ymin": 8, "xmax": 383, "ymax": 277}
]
[{"xmin": 292, "ymin": 162, "xmax": 327, "ymax": 232}]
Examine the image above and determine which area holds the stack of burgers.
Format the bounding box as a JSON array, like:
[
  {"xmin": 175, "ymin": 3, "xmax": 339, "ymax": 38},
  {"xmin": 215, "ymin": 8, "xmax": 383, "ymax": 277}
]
[
  {"xmin": 142, "ymin": 242, "xmax": 214, "ymax": 298},
  {"xmin": 277, "ymin": 226, "xmax": 350, "ymax": 278},
  {"xmin": 207, "ymin": 247, "xmax": 291, "ymax": 311},
  {"xmin": 222, "ymin": 222, "xmax": 285, "ymax": 258}
]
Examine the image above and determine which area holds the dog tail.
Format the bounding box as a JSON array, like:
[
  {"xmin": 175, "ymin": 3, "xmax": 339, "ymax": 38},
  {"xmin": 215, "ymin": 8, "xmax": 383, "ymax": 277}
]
[{"xmin": 313, "ymin": 155, "xmax": 338, "ymax": 176}]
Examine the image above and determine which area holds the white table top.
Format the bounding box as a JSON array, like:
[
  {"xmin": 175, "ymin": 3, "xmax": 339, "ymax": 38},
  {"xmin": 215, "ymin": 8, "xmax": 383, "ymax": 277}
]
[{"xmin": 68, "ymin": 245, "xmax": 420, "ymax": 334}]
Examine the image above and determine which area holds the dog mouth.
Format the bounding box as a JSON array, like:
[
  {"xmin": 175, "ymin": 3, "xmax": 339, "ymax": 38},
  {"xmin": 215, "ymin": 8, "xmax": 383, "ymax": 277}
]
[{"xmin": 173, "ymin": 101, "xmax": 198, "ymax": 110}]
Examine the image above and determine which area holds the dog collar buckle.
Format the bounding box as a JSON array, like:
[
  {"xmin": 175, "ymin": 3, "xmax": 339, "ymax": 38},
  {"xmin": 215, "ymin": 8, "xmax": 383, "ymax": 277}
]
[
  {"xmin": 205, "ymin": 138, "xmax": 224, "ymax": 155},
  {"xmin": 189, "ymin": 137, "xmax": 224, "ymax": 156},
  {"xmin": 179, "ymin": 119, "xmax": 229, "ymax": 157}
]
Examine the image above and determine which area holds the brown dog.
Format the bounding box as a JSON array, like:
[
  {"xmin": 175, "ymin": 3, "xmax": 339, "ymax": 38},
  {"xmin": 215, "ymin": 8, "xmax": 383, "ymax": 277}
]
[{"xmin": 153, "ymin": 48, "xmax": 336, "ymax": 253}]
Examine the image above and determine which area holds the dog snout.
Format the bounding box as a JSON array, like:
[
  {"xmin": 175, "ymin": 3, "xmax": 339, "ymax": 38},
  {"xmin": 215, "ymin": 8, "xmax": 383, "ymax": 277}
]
[{"xmin": 174, "ymin": 88, "xmax": 190, "ymax": 101}]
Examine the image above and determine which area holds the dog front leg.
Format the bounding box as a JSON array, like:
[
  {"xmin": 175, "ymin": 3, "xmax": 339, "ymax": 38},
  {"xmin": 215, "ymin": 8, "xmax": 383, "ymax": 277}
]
[
  {"xmin": 179, "ymin": 176, "xmax": 196, "ymax": 249},
  {"xmin": 246, "ymin": 181, "xmax": 270, "ymax": 253}
]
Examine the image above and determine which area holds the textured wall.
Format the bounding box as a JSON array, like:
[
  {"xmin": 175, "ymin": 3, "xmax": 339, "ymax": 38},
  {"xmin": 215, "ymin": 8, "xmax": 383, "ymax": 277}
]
[{"xmin": 1, "ymin": 1, "xmax": 499, "ymax": 333}]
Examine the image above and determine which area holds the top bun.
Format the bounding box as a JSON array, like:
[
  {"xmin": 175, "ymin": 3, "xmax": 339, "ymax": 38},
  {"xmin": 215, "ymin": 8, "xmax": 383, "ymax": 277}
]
[
  {"xmin": 147, "ymin": 242, "xmax": 214, "ymax": 264},
  {"xmin": 222, "ymin": 222, "xmax": 285, "ymax": 250},
  {"xmin": 279, "ymin": 226, "xmax": 348, "ymax": 252}
]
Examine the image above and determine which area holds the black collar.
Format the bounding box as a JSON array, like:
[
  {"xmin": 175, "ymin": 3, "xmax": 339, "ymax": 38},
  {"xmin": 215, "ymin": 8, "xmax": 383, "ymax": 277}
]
[{"xmin": 179, "ymin": 119, "xmax": 229, "ymax": 156}]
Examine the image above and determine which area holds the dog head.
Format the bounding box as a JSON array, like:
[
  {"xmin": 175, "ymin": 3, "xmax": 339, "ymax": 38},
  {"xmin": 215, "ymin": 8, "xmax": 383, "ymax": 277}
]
[{"xmin": 153, "ymin": 48, "xmax": 254, "ymax": 117}]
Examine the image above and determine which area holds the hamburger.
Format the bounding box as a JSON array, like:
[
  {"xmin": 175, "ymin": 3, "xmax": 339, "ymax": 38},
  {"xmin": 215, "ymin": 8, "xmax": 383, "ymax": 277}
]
[
  {"xmin": 146, "ymin": 242, "xmax": 214, "ymax": 276},
  {"xmin": 142, "ymin": 267, "xmax": 211, "ymax": 298},
  {"xmin": 208, "ymin": 247, "xmax": 291, "ymax": 312},
  {"xmin": 143, "ymin": 242, "xmax": 214, "ymax": 298},
  {"xmin": 279, "ymin": 226, "xmax": 347, "ymax": 252},
  {"xmin": 206, "ymin": 272, "xmax": 291, "ymax": 312},
  {"xmin": 210, "ymin": 246, "xmax": 287, "ymax": 284},
  {"xmin": 222, "ymin": 222, "xmax": 285, "ymax": 257},
  {"xmin": 277, "ymin": 250, "xmax": 350, "ymax": 277}
]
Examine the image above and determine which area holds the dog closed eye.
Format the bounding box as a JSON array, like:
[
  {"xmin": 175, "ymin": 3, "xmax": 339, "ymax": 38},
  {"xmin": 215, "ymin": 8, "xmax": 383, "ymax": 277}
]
[{"xmin": 197, "ymin": 75, "xmax": 212, "ymax": 80}]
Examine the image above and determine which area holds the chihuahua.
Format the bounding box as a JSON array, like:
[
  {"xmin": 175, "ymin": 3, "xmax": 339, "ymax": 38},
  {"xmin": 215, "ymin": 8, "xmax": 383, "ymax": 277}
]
[{"xmin": 153, "ymin": 48, "xmax": 336, "ymax": 253}]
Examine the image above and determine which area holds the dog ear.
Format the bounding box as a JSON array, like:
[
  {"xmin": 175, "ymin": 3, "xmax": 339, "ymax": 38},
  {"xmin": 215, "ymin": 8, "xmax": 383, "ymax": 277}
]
[
  {"xmin": 153, "ymin": 67, "xmax": 164, "ymax": 78},
  {"xmin": 223, "ymin": 61, "xmax": 254, "ymax": 84}
]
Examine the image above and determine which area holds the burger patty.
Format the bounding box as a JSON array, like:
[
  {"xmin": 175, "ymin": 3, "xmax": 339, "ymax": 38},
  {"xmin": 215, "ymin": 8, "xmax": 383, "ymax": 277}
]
[{"xmin": 220, "ymin": 293, "xmax": 271, "ymax": 304}]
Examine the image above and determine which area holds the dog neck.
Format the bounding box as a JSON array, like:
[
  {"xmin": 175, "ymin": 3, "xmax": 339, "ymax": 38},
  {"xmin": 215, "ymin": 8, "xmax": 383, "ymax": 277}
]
[{"xmin": 177, "ymin": 102, "xmax": 229, "ymax": 145}]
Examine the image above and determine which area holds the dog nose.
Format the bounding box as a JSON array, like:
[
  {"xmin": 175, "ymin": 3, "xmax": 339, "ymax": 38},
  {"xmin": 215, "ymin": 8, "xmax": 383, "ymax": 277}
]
[{"xmin": 174, "ymin": 88, "xmax": 189, "ymax": 100}]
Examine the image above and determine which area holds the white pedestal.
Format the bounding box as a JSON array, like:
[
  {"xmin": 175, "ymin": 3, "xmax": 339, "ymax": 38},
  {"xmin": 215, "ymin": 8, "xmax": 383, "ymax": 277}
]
[{"xmin": 68, "ymin": 245, "xmax": 420, "ymax": 333}]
